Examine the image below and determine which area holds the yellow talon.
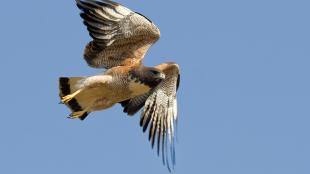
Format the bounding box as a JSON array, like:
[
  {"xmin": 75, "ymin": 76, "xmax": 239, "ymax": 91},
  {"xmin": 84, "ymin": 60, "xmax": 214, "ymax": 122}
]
[
  {"xmin": 68, "ymin": 110, "xmax": 87, "ymax": 119},
  {"xmin": 61, "ymin": 89, "xmax": 82, "ymax": 104}
]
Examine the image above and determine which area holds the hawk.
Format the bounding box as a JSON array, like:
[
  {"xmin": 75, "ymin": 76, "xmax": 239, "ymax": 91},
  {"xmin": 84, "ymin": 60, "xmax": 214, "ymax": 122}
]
[{"xmin": 59, "ymin": 0, "xmax": 180, "ymax": 171}]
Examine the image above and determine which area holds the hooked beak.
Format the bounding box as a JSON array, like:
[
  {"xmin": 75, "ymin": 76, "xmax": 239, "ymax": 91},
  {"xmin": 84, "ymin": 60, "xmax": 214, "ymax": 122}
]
[{"xmin": 159, "ymin": 72, "xmax": 166, "ymax": 80}]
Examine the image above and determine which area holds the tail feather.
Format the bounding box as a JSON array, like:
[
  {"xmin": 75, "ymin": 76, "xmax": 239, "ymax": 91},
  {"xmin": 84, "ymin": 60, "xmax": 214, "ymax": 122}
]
[
  {"xmin": 59, "ymin": 77, "xmax": 71, "ymax": 97},
  {"xmin": 59, "ymin": 77, "xmax": 89, "ymax": 120},
  {"xmin": 59, "ymin": 77, "xmax": 85, "ymax": 97}
]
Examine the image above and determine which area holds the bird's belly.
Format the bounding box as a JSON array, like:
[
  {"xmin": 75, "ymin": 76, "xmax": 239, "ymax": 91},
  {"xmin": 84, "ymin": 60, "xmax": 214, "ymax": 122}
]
[
  {"xmin": 86, "ymin": 80, "xmax": 150, "ymax": 112},
  {"xmin": 87, "ymin": 85, "xmax": 130, "ymax": 111},
  {"xmin": 91, "ymin": 96, "xmax": 114, "ymax": 111}
]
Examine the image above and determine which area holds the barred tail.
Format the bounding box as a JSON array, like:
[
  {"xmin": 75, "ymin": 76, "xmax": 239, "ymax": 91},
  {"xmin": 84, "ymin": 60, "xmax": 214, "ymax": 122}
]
[{"xmin": 59, "ymin": 77, "xmax": 89, "ymax": 120}]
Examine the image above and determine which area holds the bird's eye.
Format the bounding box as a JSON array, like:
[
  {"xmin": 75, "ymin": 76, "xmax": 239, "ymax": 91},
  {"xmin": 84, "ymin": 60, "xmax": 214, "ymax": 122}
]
[{"xmin": 150, "ymin": 70, "xmax": 159, "ymax": 75}]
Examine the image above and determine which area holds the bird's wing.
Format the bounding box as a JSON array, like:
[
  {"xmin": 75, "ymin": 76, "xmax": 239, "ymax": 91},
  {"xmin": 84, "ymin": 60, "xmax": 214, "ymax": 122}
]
[
  {"xmin": 120, "ymin": 63, "xmax": 180, "ymax": 171},
  {"xmin": 119, "ymin": 92, "xmax": 151, "ymax": 116},
  {"xmin": 76, "ymin": 0, "xmax": 160, "ymax": 69}
]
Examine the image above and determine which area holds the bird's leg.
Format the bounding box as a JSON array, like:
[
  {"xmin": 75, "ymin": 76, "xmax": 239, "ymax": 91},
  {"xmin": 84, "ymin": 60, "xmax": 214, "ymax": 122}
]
[
  {"xmin": 68, "ymin": 107, "xmax": 89, "ymax": 119},
  {"xmin": 61, "ymin": 89, "xmax": 82, "ymax": 104}
]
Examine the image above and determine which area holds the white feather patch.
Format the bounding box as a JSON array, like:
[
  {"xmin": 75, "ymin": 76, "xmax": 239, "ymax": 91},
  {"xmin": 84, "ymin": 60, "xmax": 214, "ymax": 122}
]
[
  {"xmin": 76, "ymin": 75, "xmax": 112, "ymax": 89},
  {"xmin": 173, "ymin": 98, "xmax": 177, "ymax": 120},
  {"xmin": 115, "ymin": 5, "xmax": 131, "ymax": 16},
  {"xmin": 102, "ymin": 7, "xmax": 124, "ymax": 19},
  {"xmin": 96, "ymin": 9, "xmax": 120, "ymax": 22}
]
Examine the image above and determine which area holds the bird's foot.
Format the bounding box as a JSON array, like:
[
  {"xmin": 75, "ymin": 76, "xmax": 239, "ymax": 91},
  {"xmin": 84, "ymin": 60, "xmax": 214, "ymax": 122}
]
[
  {"xmin": 61, "ymin": 89, "xmax": 82, "ymax": 104},
  {"xmin": 68, "ymin": 110, "xmax": 87, "ymax": 119}
]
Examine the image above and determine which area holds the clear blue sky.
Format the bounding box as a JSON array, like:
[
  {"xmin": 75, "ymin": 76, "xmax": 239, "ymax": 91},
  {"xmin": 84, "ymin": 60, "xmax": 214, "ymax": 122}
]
[{"xmin": 1, "ymin": 0, "xmax": 309, "ymax": 173}]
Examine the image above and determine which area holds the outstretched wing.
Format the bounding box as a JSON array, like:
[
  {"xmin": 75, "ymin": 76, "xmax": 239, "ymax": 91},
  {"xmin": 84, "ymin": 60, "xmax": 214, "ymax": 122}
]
[
  {"xmin": 121, "ymin": 63, "xmax": 180, "ymax": 171},
  {"xmin": 76, "ymin": 0, "xmax": 160, "ymax": 69}
]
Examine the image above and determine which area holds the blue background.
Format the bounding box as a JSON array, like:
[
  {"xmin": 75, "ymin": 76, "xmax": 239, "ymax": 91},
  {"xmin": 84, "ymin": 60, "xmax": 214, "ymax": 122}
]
[{"xmin": 1, "ymin": 0, "xmax": 309, "ymax": 173}]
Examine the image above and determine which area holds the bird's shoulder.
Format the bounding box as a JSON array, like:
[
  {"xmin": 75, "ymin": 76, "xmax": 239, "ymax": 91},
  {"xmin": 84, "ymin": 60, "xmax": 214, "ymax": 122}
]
[{"xmin": 105, "ymin": 64, "xmax": 140, "ymax": 76}]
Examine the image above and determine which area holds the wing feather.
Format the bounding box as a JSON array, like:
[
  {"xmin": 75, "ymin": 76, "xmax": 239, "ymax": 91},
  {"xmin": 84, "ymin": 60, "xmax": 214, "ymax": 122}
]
[
  {"xmin": 120, "ymin": 63, "xmax": 180, "ymax": 170},
  {"xmin": 119, "ymin": 93, "xmax": 150, "ymax": 116},
  {"xmin": 76, "ymin": 0, "xmax": 160, "ymax": 69}
]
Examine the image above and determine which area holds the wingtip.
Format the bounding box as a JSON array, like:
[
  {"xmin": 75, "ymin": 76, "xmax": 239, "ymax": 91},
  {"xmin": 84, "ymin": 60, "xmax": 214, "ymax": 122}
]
[{"xmin": 75, "ymin": 0, "xmax": 82, "ymax": 5}]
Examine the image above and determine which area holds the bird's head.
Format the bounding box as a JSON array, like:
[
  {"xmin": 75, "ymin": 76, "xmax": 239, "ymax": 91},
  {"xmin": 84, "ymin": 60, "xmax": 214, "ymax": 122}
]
[
  {"xmin": 147, "ymin": 68, "xmax": 165, "ymax": 83},
  {"xmin": 129, "ymin": 67, "xmax": 165, "ymax": 89}
]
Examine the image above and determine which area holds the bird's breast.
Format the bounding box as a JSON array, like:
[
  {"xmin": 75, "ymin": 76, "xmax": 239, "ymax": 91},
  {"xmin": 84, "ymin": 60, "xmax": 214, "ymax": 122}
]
[{"xmin": 128, "ymin": 77, "xmax": 151, "ymax": 96}]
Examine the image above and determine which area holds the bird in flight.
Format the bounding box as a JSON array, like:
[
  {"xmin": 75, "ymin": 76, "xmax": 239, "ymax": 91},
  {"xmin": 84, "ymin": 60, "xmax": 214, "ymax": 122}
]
[{"xmin": 59, "ymin": 0, "xmax": 180, "ymax": 171}]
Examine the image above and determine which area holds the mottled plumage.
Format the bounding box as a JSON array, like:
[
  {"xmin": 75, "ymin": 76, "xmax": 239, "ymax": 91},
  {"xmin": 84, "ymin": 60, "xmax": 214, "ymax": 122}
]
[{"xmin": 59, "ymin": 0, "xmax": 180, "ymax": 171}]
